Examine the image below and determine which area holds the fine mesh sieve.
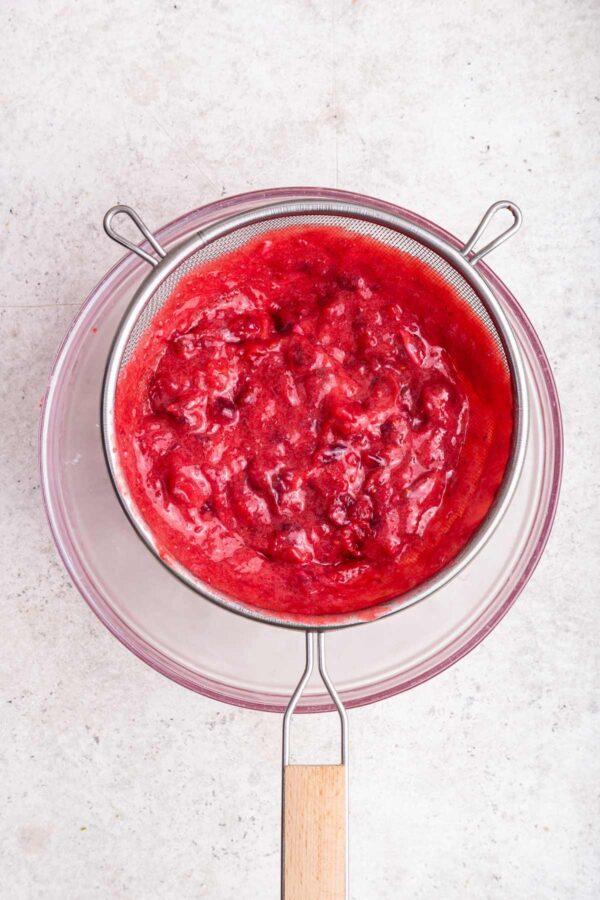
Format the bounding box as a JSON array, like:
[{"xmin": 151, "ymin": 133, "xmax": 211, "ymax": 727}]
[
  {"xmin": 101, "ymin": 196, "xmax": 528, "ymax": 898},
  {"xmin": 102, "ymin": 198, "xmax": 527, "ymax": 631}
]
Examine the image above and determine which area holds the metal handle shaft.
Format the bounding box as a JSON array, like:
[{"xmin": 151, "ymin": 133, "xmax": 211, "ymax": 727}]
[{"xmin": 282, "ymin": 632, "xmax": 348, "ymax": 766}]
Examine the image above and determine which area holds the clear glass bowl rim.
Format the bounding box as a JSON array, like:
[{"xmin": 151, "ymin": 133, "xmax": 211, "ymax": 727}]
[{"xmin": 39, "ymin": 186, "xmax": 564, "ymax": 712}]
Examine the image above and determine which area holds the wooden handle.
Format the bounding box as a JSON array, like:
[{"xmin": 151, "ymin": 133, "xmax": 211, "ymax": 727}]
[{"xmin": 283, "ymin": 764, "xmax": 346, "ymax": 900}]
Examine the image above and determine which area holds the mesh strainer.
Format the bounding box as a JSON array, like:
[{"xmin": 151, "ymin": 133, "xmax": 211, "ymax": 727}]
[{"xmin": 102, "ymin": 196, "xmax": 527, "ymax": 899}]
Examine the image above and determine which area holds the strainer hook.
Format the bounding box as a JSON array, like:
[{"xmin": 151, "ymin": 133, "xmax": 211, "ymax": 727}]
[
  {"xmin": 103, "ymin": 205, "xmax": 167, "ymax": 268},
  {"xmin": 461, "ymin": 200, "xmax": 522, "ymax": 264}
]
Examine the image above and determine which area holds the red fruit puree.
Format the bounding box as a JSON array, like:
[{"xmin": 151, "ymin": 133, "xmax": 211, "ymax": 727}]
[{"xmin": 116, "ymin": 227, "xmax": 512, "ymax": 616}]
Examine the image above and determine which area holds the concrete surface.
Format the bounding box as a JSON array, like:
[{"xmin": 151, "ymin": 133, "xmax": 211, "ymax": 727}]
[{"xmin": 1, "ymin": 1, "xmax": 599, "ymax": 897}]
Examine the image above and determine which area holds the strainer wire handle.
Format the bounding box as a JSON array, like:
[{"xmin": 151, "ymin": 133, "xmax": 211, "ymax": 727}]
[
  {"xmin": 461, "ymin": 200, "xmax": 523, "ymax": 264},
  {"xmin": 282, "ymin": 632, "xmax": 348, "ymax": 765},
  {"xmin": 282, "ymin": 632, "xmax": 348, "ymax": 899},
  {"xmin": 103, "ymin": 205, "xmax": 167, "ymax": 268}
]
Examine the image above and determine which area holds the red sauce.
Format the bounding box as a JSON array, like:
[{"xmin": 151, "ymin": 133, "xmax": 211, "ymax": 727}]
[{"xmin": 116, "ymin": 227, "xmax": 512, "ymax": 616}]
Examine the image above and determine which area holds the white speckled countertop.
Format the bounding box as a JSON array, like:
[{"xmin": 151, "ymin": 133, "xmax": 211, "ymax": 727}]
[{"xmin": 1, "ymin": 1, "xmax": 599, "ymax": 897}]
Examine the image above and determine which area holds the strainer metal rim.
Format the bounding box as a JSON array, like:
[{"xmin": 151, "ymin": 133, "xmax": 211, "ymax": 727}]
[{"xmin": 101, "ymin": 198, "xmax": 529, "ymax": 631}]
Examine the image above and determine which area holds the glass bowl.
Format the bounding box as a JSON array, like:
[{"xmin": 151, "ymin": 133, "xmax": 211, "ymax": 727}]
[{"xmin": 39, "ymin": 187, "xmax": 563, "ymax": 713}]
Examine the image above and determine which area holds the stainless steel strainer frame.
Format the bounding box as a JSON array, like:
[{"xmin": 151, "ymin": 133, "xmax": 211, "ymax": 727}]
[
  {"xmin": 101, "ymin": 195, "xmax": 527, "ymax": 898},
  {"xmin": 101, "ymin": 197, "xmax": 528, "ymax": 632}
]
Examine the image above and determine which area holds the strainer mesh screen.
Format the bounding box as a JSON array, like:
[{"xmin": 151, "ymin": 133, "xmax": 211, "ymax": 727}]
[{"xmin": 120, "ymin": 214, "xmax": 507, "ymax": 369}]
